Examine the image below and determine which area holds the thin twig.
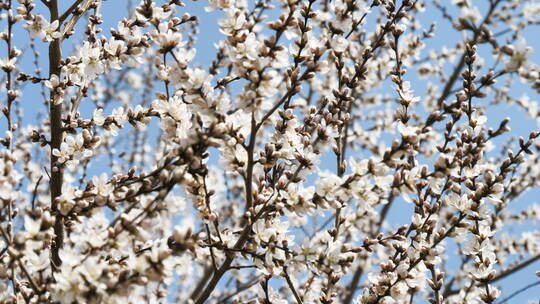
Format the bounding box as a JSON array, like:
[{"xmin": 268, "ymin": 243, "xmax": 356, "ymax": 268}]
[
  {"xmin": 283, "ymin": 267, "xmax": 304, "ymax": 304},
  {"xmin": 60, "ymin": 0, "xmax": 96, "ymax": 40},
  {"xmin": 39, "ymin": 0, "xmax": 50, "ymax": 8},
  {"xmin": 497, "ymin": 279, "xmax": 540, "ymax": 304},
  {"xmin": 59, "ymin": 0, "xmax": 86, "ymax": 23},
  {"xmin": 31, "ymin": 175, "xmax": 43, "ymax": 210}
]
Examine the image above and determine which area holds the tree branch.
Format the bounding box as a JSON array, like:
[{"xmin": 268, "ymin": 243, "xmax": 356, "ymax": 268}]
[
  {"xmin": 59, "ymin": 0, "xmax": 86, "ymax": 23},
  {"xmin": 436, "ymin": 0, "xmax": 502, "ymax": 106},
  {"xmin": 39, "ymin": 0, "xmax": 50, "ymax": 8},
  {"xmin": 443, "ymin": 254, "xmax": 540, "ymax": 297},
  {"xmin": 48, "ymin": 0, "xmax": 64, "ymax": 270},
  {"xmin": 284, "ymin": 267, "xmax": 304, "ymax": 304},
  {"xmin": 60, "ymin": 0, "xmax": 96, "ymax": 40}
]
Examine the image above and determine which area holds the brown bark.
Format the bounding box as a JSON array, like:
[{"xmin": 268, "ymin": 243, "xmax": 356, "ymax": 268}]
[{"xmin": 48, "ymin": 0, "xmax": 64, "ymax": 269}]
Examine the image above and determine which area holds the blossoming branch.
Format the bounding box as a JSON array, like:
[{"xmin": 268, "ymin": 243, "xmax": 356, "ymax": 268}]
[{"xmin": 0, "ymin": 0, "xmax": 539, "ymax": 303}]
